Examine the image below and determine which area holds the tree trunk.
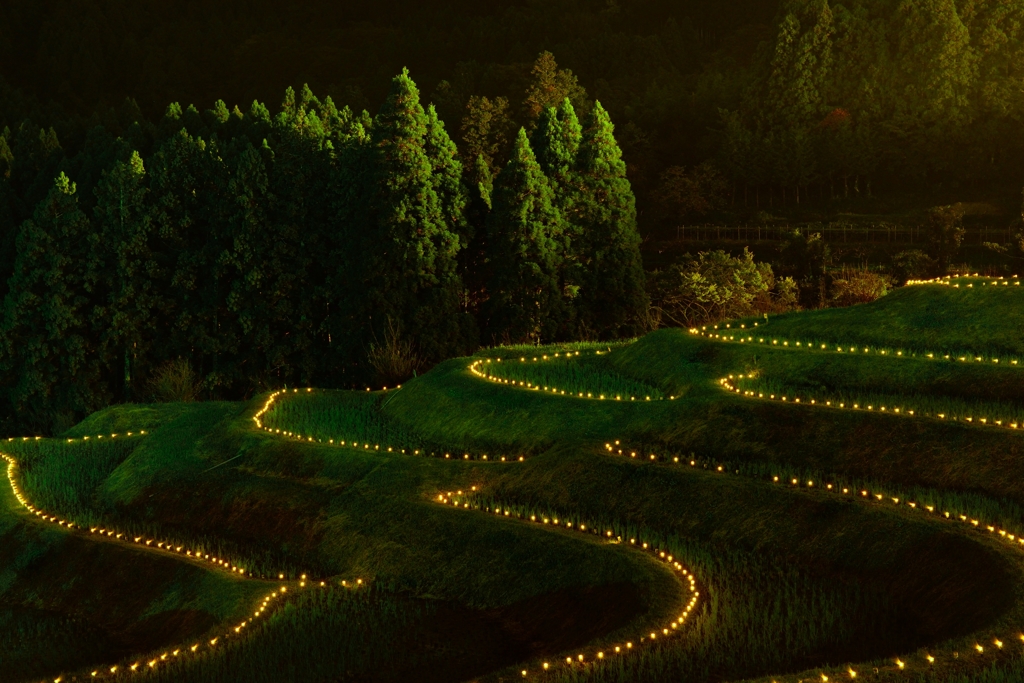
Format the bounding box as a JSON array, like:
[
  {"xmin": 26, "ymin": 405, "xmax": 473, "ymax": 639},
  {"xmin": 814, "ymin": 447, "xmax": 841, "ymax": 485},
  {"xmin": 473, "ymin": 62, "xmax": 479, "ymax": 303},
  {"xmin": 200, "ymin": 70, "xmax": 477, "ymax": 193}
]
[{"xmin": 124, "ymin": 346, "xmax": 132, "ymax": 402}]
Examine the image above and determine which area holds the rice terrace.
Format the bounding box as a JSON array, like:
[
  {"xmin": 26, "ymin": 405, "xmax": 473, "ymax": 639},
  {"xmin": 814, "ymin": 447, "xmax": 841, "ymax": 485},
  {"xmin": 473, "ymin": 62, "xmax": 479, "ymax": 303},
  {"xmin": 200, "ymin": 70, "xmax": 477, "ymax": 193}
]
[
  {"xmin": 0, "ymin": 274, "xmax": 1022, "ymax": 682},
  {"xmin": 8, "ymin": 0, "xmax": 1024, "ymax": 681}
]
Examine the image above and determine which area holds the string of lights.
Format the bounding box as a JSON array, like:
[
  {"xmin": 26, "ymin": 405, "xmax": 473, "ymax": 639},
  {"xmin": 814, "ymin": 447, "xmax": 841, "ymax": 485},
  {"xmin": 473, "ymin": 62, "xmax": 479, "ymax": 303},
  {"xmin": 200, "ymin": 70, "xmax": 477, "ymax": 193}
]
[
  {"xmin": 435, "ymin": 486, "xmax": 699, "ymax": 679},
  {"xmin": 690, "ymin": 275, "xmax": 1023, "ymax": 368},
  {"xmin": 468, "ymin": 354, "xmax": 677, "ymax": 402},
  {"xmin": 3, "ymin": 444, "xmax": 369, "ymax": 681},
  {"xmin": 689, "ymin": 326, "xmax": 1022, "ymax": 368},
  {"xmin": 2, "ymin": 446, "xmax": 252, "ymax": 576},
  {"xmin": 253, "ymin": 388, "xmax": 526, "ymax": 461},
  {"xmin": 905, "ymin": 274, "xmax": 1020, "ymax": 287},
  {"xmin": 716, "ymin": 373, "xmax": 1021, "ymax": 430},
  {"xmin": 602, "ymin": 439, "xmax": 1024, "ymax": 679}
]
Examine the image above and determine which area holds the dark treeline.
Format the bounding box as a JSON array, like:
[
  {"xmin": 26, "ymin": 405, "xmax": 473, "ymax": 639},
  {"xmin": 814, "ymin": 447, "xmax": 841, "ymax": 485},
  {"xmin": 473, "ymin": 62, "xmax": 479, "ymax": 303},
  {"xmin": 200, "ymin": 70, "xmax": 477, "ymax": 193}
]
[
  {"xmin": 0, "ymin": 64, "xmax": 648, "ymax": 434},
  {"xmin": 0, "ymin": 0, "xmax": 777, "ymax": 228},
  {"xmin": 5, "ymin": 0, "xmax": 1024, "ymax": 229},
  {"xmin": 5, "ymin": 0, "xmax": 1024, "ymax": 431}
]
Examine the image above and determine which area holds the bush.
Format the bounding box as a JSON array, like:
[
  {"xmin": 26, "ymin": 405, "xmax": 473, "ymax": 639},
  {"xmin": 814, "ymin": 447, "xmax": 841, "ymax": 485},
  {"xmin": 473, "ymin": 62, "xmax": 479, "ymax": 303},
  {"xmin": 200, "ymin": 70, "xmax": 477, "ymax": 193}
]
[
  {"xmin": 890, "ymin": 249, "xmax": 937, "ymax": 283},
  {"xmin": 828, "ymin": 269, "xmax": 893, "ymax": 307},
  {"xmin": 366, "ymin": 318, "xmax": 421, "ymax": 386},
  {"xmin": 647, "ymin": 248, "xmax": 799, "ymax": 327},
  {"xmin": 925, "ymin": 204, "xmax": 965, "ymax": 273},
  {"xmin": 147, "ymin": 358, "xmax": 203, "ymax": 402}
]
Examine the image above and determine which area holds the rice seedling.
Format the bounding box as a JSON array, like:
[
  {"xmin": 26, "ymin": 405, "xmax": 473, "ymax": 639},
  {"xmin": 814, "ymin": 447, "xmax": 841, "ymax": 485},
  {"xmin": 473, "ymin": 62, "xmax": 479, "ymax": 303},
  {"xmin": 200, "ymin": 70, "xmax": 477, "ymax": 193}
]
[
  {"xmin": 724, "ymin": 275, "xmax": 1024, "ymax": 362},
  {"xmin": 446, "ymin": 490, "xmax": 910, "ymax": 683},
  {"xmin": 729, "ymin": 375, "xmax": 1024, "ymax": 429},
  {"xmin": 4, "ymin": 437, "xmax": 139, "ymax": 524},
  {"xmin": 0, "ymin": 606, "xmax": 121, "ymax": 682},
  {"xmin": 471, "ymin": 352, "xmax": 664, "ymax": 401},
  {"xmin": 258, "ymin": 389, "xmax": 510, "ymax": 460},
  {"xmin": 103, "ymin": 585, "xmax": 440, "ymax": 683}
]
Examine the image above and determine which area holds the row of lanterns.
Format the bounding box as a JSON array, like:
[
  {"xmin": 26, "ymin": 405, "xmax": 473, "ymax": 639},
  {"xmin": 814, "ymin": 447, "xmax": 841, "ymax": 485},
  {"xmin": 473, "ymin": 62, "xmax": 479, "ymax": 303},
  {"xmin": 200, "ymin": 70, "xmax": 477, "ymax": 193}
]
[
  {"xmin": 604, "ymin": 436, "xmax": 1024, "ymax": 679},
  {"xmin": 435, "ymin": 486, "xmax": 699, "ymax": 678},
  {"xmin": 3, "ymin": 442, "xmax": 373, "ymax": 682},
  {"xmin": 253, "ymin": 388, "xmax": 524, "ymax": 461},
  {"xmin": 717, "ymin": 374, "xmax": 1021, "ymax": 431},
  {"xmin": 469, "ymin": 355, "xmax": 673, "ymax": 402}
]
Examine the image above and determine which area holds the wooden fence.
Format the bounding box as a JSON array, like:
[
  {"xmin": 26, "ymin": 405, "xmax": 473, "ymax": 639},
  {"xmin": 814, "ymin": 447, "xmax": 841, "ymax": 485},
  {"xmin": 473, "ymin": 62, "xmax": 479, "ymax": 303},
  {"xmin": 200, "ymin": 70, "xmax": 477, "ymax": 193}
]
[{"xmin": 674, "ymin": 224, "xmax": 1014, "ymax": 245}]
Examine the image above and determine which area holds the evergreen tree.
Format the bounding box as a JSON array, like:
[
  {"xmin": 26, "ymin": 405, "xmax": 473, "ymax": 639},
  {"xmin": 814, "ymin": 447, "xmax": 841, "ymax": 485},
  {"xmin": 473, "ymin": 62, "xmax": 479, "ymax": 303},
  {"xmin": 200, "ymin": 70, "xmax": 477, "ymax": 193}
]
[
  {"xmin": 225, "ymin": 141, "xmax": 291, "ymax": 390},
  {"xmin": 460, "ymin": 154, "xmax": 494, "ymax": 316},
  {"xmin": 423, "ymin": 104, "xmax": 470, "ymax": 246},
  {"xmin": 459, "ymin": 95, "xmax": 512, "ymax": 178},
  {"xmin": 763, "ymin": 3, "xmax": 834, "ymax": 129},
  {"xmin": 485, "ymin": 129, "xmax": 567, "ymax": 343},
  {"xmin": 0, "ymin": 133, "xmax": 12, "ymax": 180},
  {"xmin": 157, "ymin": 102, "xmax": 184, "ymax": 143},
  {"xmin": 471, "ymin": 153, "xmax": 493, "ymax": 211},
  {"xmin": 572, "ymin": 103, "xmax": 648, "ymax": 338},
  {"xmin": 92, "ymin": 151, "xmax": 154, "ymax": 402},
  {"xmin": 361, "ymin": 69, "xmax": 468, "ymax": 364},
  {"xmin": 1, "ymin": 173, "xmax": 109, "ymax": 433},
  {"xmin": 149, "ymin": 129, "xmax": 234, "ymax": 392},
  {"xmin": 323, "ymin": 112, "xmax": 373, "ymax": 382},
  {"xmin": 0, "ymin": 135, "xmax": 17, "ymax": 298},
  {"xmin": 894, "ymin": 0, "xmax": 976, "ymax": 128},
  {"xmin": 265, "ymin": 87, "xmax": 334, "ymax": 387},
  {"xmin": 522, "ymin": 52, "xmax": 590, "ymax": 123},
  {"xmin": 531, "ymin": 99, "xmax": 582, "ymax": 188}
]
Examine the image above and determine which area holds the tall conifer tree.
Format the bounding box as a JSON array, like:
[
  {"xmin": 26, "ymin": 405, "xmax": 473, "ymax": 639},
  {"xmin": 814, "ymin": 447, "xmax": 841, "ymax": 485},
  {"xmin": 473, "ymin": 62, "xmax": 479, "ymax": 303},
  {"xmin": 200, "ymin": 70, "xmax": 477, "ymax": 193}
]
[
  {"xmin": 573, "ymin": 103, "xmax": 648, "ymax": 338},
  {"xmin": 361, "ymin": 69, "xmax": 467, "ymax": 363},
  {"xmin": 225, "ymin": 142, "xmax": 289, "ymax": 390},
  {"xmin": 485, "ymin": 129, "xmax": 567, "ymax": 343},
  {"xmin": 149, "ymin": 129, "xmax": 234, "ymax": 391},
  {"xmin": 423, "ymin": 104, "xmax": 470, "ymax": 246},
  {"xmin": 93, "ymin": 151, "xmax": 154, "ymax": 401},
  {"xmin": 531, "ymin": 99, "xmax": 582, "ymax": 188},
  {"xmin": 1, "ymin": 173, "xmax": 109, "ymax": 432}
]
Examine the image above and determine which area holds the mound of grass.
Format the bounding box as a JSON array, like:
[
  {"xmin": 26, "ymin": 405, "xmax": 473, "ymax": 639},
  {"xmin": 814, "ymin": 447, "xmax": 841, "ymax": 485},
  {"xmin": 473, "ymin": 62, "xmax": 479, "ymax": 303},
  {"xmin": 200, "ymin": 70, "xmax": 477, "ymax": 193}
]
[
  {"xmin": 730, "ymin": 277, "xmax": 1024, "ymax": 360},
  {"xmin": 258, "ymin": 388, "xmax": 506, "ymax": 458},
  {"xmin": 7, "ymin": 437, "xmax": 141, "ymax": 526},
  {"xmin": 0, "ymin": 478, "xmax": 265, "ymax": 683},
  {"xmin": 471, "ymin": 350, "xmax": 665, "ymax": 401}
]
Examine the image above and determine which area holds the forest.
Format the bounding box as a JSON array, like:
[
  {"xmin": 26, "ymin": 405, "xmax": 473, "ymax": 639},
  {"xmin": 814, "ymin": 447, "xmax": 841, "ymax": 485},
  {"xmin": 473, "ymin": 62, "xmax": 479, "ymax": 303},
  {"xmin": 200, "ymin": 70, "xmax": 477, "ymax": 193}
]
[{"xmin": 3, "ymin": 0, "xmax": 1024, "ymax": 434}]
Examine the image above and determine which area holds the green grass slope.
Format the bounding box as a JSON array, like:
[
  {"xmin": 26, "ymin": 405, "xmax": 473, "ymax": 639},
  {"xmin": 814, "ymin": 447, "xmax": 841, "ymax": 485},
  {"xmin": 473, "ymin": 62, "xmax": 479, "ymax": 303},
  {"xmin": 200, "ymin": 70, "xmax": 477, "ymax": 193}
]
[
  {"xmin": 730, "ymin": 275, "xmax": 1024, "ymax": 359},
  {"xmin": 3, "ymin": 278, "xmax": 1024, "ymax": 682}
]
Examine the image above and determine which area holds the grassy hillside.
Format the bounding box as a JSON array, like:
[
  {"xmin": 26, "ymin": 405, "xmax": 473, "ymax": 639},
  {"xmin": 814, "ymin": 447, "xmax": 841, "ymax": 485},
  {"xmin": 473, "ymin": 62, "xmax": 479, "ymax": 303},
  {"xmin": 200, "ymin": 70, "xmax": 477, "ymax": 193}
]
[{"xmin": 2, "ymin": 277, "xmax": 1024, "ymax": 682}]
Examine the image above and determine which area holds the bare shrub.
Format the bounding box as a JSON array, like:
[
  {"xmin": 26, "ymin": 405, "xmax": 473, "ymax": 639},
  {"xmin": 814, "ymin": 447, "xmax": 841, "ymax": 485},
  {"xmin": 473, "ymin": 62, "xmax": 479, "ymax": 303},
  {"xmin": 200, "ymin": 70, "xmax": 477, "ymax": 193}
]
[
  {"xmin": 147, "ymin": 358, "xmax": 203, "ymax": 403},
  {"xmin": 366, "ymin": 318, "xmax": 420, "ymax": 386},
  {"xmin": 829, "ymin": 268, "xmax": 893, "ymax": 307}
]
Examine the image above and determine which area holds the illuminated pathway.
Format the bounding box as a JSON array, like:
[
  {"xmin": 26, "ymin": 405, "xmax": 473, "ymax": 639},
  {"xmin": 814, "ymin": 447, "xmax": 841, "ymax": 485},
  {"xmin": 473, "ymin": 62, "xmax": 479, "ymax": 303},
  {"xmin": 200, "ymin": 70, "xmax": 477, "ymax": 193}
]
[
  {"xmin": 253, "ymin": 388, "xmax": 524, "ymax": 461},
  {"xmin": 468, "ymin": 351, "xmax": 678, "ymax": 402},
  {"xmin": 433, "ymin": 487, "xmax": 700, "ymax": 678},
  {"xmin": 1, "ymin": 434, "xmax": 365, "ymax": 681},
  {"xmin": 599, "ymin": 439, "xmax": 1024, "ymax": 679}
]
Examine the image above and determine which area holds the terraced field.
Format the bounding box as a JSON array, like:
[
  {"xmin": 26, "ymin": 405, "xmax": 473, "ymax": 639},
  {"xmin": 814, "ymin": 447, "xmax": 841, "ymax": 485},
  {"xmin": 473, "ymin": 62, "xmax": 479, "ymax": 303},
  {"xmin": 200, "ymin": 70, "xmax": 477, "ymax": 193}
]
[{"xmin": 3, "ymin": 274, "xmax": 1024, "ymax": 682}]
